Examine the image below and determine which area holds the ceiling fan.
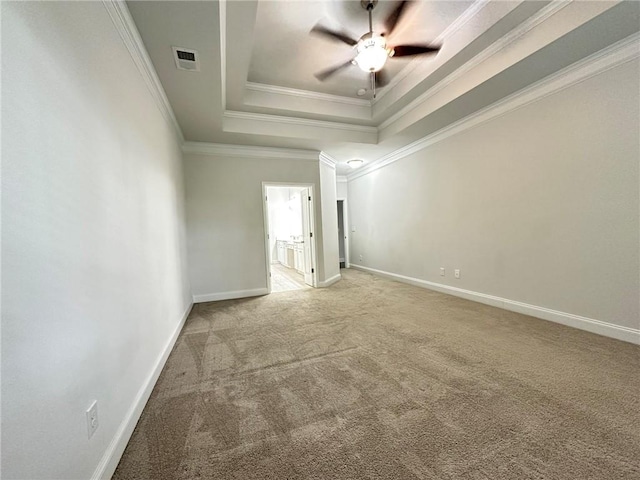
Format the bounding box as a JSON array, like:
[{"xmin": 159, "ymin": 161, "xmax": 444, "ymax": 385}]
[{"xmin": 311, "ymin": 0, "xmax": 441, "ymax": 98}]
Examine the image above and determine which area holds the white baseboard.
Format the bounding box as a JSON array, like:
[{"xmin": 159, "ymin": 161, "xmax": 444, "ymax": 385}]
[
  {"xmin": 352, "ymin": 264, "xmax": 639, "ymax": 345},
  {"xmin": 193, "ymin": 288, "xmax": 269, "ymax": 303},
  {"xmin": 91, "ymin": 301, "xmax": 194, "ymax": 480},
  {"xmin": 319, "ymin": 273, "xmax": 341, "ymax": 288}
]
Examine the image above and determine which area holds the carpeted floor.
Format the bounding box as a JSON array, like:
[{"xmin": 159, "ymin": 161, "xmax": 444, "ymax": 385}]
[{"xmin": 113, "ymin": 269, "xmax": 639, "ymax": 479}]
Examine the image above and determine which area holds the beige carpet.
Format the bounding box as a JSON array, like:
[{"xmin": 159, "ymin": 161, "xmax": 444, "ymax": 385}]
[{"xmin": 113, "ymin": 269, "xmax": 639, "ymax": 479}]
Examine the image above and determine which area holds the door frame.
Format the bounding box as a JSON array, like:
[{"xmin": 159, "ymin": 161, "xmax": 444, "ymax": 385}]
[
  {"xmin": 337, "ymin": 197, "xmax": 350, "ymax": 268},
  {"xmin": 262, "ymin": 182, "xmax": 319, "ymax": 292}
]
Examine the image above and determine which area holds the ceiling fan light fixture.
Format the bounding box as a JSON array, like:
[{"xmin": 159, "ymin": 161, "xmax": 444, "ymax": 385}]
[
  {"xmin": 355, "ymin": 35, "xmax": 388, "ymax": 73},
  {"xmin": 347, "ymin": 159, "xmax": 365, "ymax": 169}
]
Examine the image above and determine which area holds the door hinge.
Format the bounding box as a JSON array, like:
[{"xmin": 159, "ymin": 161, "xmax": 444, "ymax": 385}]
[
  {"xmin": 311, "ymin": 268, "xmax": 314, "ymax": 273},
  {"xmin": 267, "ymin": 234, "xmax": 270, "ymax": 239},
  {"xmin": 310, "ymin": 232, "xmax": 313, "ymax": 238},
  {"xmin": 265, "ymin": 195, "xmax": 268, "ymax": 201},
  {"xmin": 308, "ymin": 196, "xmax": 311, "ymax": 201}
]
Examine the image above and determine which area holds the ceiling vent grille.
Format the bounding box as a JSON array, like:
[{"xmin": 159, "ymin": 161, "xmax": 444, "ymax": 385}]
[{"xmin": 172, "ymin": 46, "xmax": 200, "ymax": 72}]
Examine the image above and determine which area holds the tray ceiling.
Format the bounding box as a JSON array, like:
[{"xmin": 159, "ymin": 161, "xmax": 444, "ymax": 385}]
[
  {"xmin": 126, "ymin": 1, "xmax": 640, "ymax": 174},
  {"xmin": 248, "ymin": 0, "xmax": 474, "ymax": 98}
]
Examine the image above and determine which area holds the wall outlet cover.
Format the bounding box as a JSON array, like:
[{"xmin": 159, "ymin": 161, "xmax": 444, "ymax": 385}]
[
  {"xmin": 454, "ymin": 269, "xmax": 460, "ymax": 279},
  {"xmin": 440, "ymin": 267, "xmax": 445, "ymax": 276}
]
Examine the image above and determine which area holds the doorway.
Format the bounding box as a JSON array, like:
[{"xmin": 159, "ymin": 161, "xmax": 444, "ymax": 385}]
[
  {"xmin": 337, "ymin": 199, "xmax": 349, "ymax": 268},
  {"xmin": 263, "ymin": 184, "xmax": 317, "ymax": 293}
]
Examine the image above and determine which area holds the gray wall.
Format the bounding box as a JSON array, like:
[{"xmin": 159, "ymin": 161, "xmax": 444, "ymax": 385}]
[
  {"xmin": 184, "ymin": 154, "xmax": 336, "ymax": 298},
  {"xmin": 348, "ymin": 60, "xmax": 639, "ymax": 331},
  {"xmin": 2, "ymin": 2, "xmax": 191, "ymax": 479}
]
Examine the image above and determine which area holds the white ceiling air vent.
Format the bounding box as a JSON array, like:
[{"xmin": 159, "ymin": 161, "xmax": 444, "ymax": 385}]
[{"xmin": 172, "ymin": 46, "xmax": 200, "ymax": 72}]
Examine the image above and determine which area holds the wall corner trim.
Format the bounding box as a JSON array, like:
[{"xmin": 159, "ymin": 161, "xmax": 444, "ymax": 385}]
[
  {"xmin": 102, "ymin": 0, "xmax": 185, "ymax": 143},
  {"xmin": 193, "ymin": 288, "xmax": 269, "ymax": 303},
  {"xmin": 91, "ymin": 301, "xmax": 193, "ymax": 480},
  {"xmin": 319, "ymin": 152, "xmax": 338, "ymax": 169},
  {"xmin": 318, "ymin": 274, "xmax": 342, "ymax": 288},
  {"xmin": 182, "ymin": 142, "xmax": 320, "ymax": 161},
  {"xmin": 351, "ymin": 265, "xmax": 640, "ymax": 345}
]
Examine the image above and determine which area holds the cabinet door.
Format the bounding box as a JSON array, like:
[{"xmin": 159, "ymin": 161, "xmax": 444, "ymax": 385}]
[{"xmin": 296, "ymin": 248, "xmax": 304, "ymax": 273}]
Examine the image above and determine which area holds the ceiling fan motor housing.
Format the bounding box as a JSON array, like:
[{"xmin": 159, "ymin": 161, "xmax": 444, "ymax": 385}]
[{"xmin": 361, "ymin": 0, "xmax": 378, "ymax": 10}]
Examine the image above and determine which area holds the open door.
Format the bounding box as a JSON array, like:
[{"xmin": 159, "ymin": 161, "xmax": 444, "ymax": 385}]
[{"xmin": 301, "ymin": 187, "xmax": 316, "ymax": 287}]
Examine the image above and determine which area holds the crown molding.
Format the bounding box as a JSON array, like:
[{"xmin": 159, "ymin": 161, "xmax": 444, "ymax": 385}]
[
  {"xmin": 349, "ymin": 33, "xmax": 640, "ymax": 182},
  {"xmin": 102, "ymin": 0, "xmax": 184, "ymax": 143},
  {"xmin": 337, "ymin": 176, "xmax": 349, "ymax": 183},
  {"xmin": 246, "ymin": 82, "xmax": 371, "ymax": 107},
  {"xmin": 372, "ymin": 0, "xmax": 491, "ymax": 105},
  {"xmin": 182, "ymin": 141, "xmax": 320, "ymax": 161},
  {"xmin": 319, "ymin": 152, "xmax": 337, "ymax": 170},
  {"xmin": 223, "ymin": 111, "xmax": 378, "ymax": 134},
  {"xmin": 378, "ymin": 0, "xmax": 571, "ymax": 131}
]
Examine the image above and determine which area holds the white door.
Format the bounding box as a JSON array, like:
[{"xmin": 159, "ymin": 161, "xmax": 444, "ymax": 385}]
[{"xmin": 301, "ymin": 187, "xmax": 315, "ymax": 286}]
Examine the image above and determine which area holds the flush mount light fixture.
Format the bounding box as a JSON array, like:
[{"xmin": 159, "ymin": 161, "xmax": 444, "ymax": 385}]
[{"xmin": 347, "ymin": 159, "xmax": 365, "ymax": 169}]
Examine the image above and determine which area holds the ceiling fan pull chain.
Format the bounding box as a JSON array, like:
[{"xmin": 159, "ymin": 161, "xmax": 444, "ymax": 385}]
[{"xmin": 371, "ymin": 72, "xmax": 376, "ymax": 99}]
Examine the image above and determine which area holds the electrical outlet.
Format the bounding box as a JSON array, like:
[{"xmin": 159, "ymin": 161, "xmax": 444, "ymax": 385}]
[
  {"xmin": 86, "ymin": 400, "xmax": 99, "ymax": 439},
  {"xmin": 359, "ymin": 254, "xmax": 363, "ymax": 262},
  {"xmin": 351, "ymin": 226, "xmax": 356, "ymax": 233},
  {"xmin": 440, "ymin": 267, "xmax": 445, "ymax": 276},
  {"xmin": 454, "ymin": 269, "xmax": 460, "ymax": 279}
]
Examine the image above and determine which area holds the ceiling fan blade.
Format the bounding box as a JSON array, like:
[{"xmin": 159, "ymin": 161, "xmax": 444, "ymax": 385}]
[
  {"xmin": 375, "ymin": 69, "xmax": 390, "ymax": 88},
  {"xmin": 384, "ymin": 1, "xmax": 411, "ymax": 37},
  {"xmin": 392, "ymin": 44, "xmax": 441, "ymax": 57},
  {"xmin": 310, "ymin": 24, "xmax": 358, "ymax": 46},
  {"xmin": 314, "ymin": 59, "xmax": 354, "ymax": 81}
]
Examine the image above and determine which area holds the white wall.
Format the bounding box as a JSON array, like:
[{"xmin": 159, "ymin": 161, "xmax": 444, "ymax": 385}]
[
  {"xmin": 319, "ymin": 162, "xmax": 341, "ymax": 284},
  {"xmin": 2, "ymin": 2, "xmax": 191, "ymax": 479},
  {"xmin": 348, "ymin": 60, "xmax": 639, "ymax": 336},
  {"xmin": 184, "ymin": 154, "xmax": 334, "ymax": 299},
  {"xmin": 337, "ymin": 178, "xmax": 349, "ymax": 199}
]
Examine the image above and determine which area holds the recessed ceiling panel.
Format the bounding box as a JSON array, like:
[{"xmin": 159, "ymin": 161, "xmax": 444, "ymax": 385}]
[{"xmin": 248, "ymin": 0, "xmax": 474, "ymax": 98}]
